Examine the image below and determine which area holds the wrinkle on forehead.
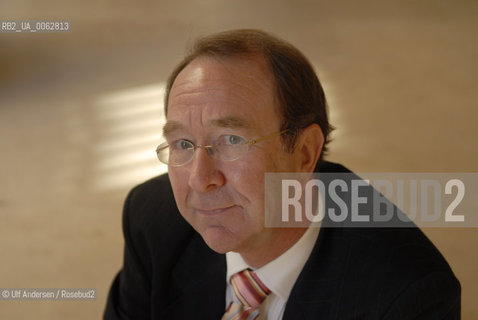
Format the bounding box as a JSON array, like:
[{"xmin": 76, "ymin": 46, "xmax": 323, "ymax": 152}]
[
  {"xmin": 166, "ymin": 55, "xmax": 282, "ymax": 135},
  {"xmin": 169, "ymin": 55, "xmax": 275, "ymax": 106}
]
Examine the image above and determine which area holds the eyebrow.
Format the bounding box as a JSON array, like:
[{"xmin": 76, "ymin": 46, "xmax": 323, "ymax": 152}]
[
  {"xmin": 162, "ymin": 121, "xmax": 183, "ymax": 136},
  {"xmin": 162, "ymin": 116, "xmax": 250, "ymax": 137},
  {"xmin": 210, "ymin": 116, "xmax": 250, "ymax": 129}
]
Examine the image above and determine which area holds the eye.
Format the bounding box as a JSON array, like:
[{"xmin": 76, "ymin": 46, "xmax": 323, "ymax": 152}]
[
  {"xmin": 222, "ymin": 135, "xmax": 246, "ymax": 145},
  {"xmin": 172, "ymin": 139, "xmax": 193, "ymax": 150}
]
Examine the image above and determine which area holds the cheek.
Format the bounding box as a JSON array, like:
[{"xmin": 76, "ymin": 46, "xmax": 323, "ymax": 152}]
[
  {"xmin": 227, "ymin": 147, "xmax": 282, "ymax": 184},
  {"xmin": 226, "ymin": 158, "xmax": 267, "ymax": 213},
  {"xmin": 227, "ymin": 159, "xmax": 264, "ymax": 188}
]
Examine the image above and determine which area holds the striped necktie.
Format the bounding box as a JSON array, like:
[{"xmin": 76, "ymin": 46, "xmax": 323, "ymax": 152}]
[{"xmin": 222, "ymin": 269, "xmax": 271, "ymax": 320}]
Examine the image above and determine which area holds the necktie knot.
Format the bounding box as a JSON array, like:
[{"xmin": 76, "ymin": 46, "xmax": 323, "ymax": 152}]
[{"xmin": 222, "ymin": 269, "xmax": 271, "ymax": 320}]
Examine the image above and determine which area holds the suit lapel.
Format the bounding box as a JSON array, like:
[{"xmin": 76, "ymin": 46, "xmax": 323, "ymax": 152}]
[
  {"xmin": 283, "ymin": 227, "xmax": 348, "ymax": 320},
  {"xmin": 282, "ymin": 162, "xmax": 353, "ymax": 319},
  {"xmin": 159, "ymin": 232, "xmax": 227, "ymax": 319}
]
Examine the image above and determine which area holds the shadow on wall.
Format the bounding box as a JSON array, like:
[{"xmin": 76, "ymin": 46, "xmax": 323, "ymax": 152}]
[{"xmin": 91, "ymin": 82, "xmax": 168, "ymax": 191}]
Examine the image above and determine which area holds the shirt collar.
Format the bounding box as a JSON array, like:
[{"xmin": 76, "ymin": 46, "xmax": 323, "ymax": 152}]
[{"xmin": 226, "ymin": 223, "xmax": 320, "ymax": 301}]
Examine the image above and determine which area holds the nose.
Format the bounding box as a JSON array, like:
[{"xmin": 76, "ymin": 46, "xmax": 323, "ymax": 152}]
[{"xmin": 188, "ymin": 146, "xmax": 225, "ymax": 192}]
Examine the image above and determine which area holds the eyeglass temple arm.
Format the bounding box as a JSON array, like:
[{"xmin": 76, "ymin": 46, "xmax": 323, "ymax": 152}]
[{"xmin": 248, "ymin": 129, "xmax": 289, "ymax": 146}]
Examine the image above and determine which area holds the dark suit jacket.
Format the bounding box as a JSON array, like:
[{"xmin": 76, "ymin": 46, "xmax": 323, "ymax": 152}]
[{"xmin": 104, "ymin": 162, "xmax": 461, "ymax": 319}]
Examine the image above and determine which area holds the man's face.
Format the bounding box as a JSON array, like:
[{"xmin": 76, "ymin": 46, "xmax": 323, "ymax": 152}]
[{"xmin": 165, "ymin": 55, "xmax": 302, "ymax": 255}]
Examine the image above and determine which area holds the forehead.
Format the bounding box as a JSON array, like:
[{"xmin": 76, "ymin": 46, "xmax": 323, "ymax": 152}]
[{"xmin": 165, "ymin": 55, "xmax": 281, "ymax": 134}]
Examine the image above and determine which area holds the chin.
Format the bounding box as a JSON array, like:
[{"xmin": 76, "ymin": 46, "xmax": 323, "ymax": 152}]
[{"xmin": 200, "ymin": 226, "xmax": 240, "ymax": 254}]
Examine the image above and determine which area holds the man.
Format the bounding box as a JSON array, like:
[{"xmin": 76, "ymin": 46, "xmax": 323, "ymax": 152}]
[{"xmin": 105, "ymin": 29, "xmax": 460, "ymax": 319}]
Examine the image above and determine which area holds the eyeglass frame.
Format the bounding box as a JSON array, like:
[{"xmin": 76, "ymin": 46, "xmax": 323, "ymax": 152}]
[{"xmin": 156, "ymin": 129, "xmax": 289, "ymax": 167}]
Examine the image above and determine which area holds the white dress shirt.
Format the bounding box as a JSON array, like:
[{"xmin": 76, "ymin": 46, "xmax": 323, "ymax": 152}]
[{"xmin": 225, "ymin": 225, "xmax": 320, "ymax": 320}]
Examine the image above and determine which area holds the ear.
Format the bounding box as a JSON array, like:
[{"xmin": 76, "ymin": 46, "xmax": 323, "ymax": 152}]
[{"xmin": 295, "ymin": 124, "xmax": 324, "ymax": 172}]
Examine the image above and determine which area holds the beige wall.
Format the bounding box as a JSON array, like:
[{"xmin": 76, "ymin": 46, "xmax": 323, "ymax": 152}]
[{"xmin": 0, "ymin": 0, "xmax": 476, "ymax": 318}]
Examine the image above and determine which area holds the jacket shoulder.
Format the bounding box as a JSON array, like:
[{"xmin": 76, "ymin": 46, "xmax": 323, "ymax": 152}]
[{"xmin": 124, "ymin": 173, "xmax": 194, "ymax": 258}]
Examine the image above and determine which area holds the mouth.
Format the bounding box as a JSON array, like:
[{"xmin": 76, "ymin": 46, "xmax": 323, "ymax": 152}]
[{"xmin": 195, "ymin": 205, "xmax": 237, "ymax": 216}]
